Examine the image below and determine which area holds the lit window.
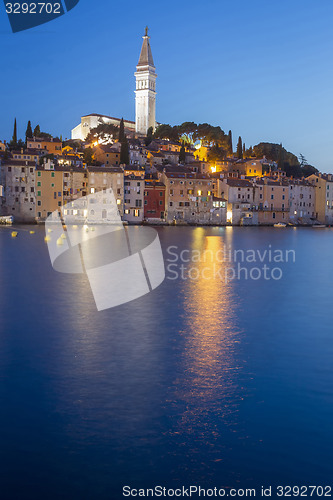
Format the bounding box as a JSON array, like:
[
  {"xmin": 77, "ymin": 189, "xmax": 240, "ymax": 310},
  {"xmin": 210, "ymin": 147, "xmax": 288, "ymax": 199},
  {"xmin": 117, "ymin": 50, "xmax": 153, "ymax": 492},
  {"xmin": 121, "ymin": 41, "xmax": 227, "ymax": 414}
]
[{"xmin": 91, "ymin": 188, "xmax": 95, "ymax": 194}]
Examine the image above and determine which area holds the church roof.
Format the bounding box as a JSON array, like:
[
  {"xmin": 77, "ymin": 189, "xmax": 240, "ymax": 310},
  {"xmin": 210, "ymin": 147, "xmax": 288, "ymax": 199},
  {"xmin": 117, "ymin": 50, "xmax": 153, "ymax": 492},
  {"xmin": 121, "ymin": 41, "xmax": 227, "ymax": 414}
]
[{"xmin": 137, "ymin": 29, "xmax": 155, "ymax": 68}]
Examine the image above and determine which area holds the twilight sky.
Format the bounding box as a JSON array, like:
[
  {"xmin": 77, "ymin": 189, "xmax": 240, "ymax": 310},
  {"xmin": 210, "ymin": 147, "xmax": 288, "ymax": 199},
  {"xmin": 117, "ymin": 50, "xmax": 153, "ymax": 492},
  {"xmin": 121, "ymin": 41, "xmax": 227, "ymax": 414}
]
[{"xmin": 1, "ymin": 0, "xmax": 333, "ymax": 172}]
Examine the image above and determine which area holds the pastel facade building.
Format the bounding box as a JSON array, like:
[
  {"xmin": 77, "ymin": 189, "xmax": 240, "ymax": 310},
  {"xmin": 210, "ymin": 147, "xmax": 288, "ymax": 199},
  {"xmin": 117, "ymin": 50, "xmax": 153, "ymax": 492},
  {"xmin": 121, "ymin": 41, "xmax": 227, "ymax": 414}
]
[
  {"xmin": 288, "ymin": 180, "xmax": 316, "ymax": 223},
  {"xmin": 87, "ymin": 166, "xmax": 124, "ymax": 217},
  {"xmin": 160, "ymin": 171, "xmax": 213, "ymax": 223},
  {"xmin": 93, "ymin": 145, "xmax": 120, "ymax": 166},
  {"xmin": 35, "ymin": 165, "xmax": 64, "ymax": 220},
  {"xmin": 306, "ymin": 173, "xmax": 333, "ymax": 224},
  {"xmin": 2, "ymin": 159, "xmax": 36, "ymax": 222},
  {"xmin": 27, "ymin": 137, "xmax": 62, "ymax": 155},
  {"xmin": 123, "ymin": 175, "xmax": 145, "ymax": 222},
  {"xmin": 144, "ymin": 180, "xmax": 166, "ymax": 220},
  {"xmin": 253, "ymin": 179, "xmax": 289, "ymax": 224}
]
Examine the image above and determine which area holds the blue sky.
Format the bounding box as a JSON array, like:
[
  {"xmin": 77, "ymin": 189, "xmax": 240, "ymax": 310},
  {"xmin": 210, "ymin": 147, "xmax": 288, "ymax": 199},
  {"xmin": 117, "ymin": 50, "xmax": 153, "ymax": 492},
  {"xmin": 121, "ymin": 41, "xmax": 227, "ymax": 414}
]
[{"xmin": 1, "ymin": 0, "xmax": 333, "ymax": 172}]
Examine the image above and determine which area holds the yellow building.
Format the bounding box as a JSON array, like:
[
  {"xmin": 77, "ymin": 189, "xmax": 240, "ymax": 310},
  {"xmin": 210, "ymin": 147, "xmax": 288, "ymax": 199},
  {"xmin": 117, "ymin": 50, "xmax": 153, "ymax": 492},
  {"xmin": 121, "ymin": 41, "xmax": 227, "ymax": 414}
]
[
  {"xmin": 35, "ymin": 166, "xmax": 64, "ymax": 220},
  {"xmin": 307, "ymin": 173, "xmax": 333, "ymax": 224}
]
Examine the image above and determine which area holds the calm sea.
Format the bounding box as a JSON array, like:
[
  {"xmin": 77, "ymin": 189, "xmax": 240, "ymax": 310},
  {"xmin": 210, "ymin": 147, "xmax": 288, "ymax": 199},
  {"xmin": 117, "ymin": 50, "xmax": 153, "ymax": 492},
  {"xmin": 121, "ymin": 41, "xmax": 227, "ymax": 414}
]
[{"xmin": 0, "ymin": 225, "xmax": 332, "ymax": 499}]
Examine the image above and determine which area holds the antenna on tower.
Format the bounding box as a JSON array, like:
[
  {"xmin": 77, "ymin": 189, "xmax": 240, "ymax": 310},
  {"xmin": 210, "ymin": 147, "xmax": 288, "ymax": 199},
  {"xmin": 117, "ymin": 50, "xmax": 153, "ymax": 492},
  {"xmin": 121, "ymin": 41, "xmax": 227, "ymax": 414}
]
[{"xmin": 145, "ymin": 26, "xmax": 149, "ymax": 37}]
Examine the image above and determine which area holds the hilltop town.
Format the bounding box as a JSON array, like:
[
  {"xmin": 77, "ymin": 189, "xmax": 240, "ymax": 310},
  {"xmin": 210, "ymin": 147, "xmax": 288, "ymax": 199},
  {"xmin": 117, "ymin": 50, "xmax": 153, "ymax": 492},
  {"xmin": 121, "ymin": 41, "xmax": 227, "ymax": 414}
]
[{"xmin": 1, "ymin": 28, "xmax": 332, "ymax": 227}]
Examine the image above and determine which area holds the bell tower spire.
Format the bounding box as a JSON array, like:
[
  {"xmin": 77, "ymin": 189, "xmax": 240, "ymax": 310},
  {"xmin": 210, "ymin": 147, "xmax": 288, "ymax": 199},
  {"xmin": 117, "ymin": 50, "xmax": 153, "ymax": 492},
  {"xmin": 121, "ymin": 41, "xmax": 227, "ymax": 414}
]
[{"xmin": 135, "ymin": 27, "xmax": 157, "ymax": 135}]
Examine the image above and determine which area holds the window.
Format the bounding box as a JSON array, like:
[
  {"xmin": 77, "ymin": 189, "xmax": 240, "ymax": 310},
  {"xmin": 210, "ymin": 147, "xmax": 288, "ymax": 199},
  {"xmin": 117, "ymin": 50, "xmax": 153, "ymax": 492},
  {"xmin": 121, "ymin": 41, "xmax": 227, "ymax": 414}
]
[
  {"xmin": 51, "ymin": 172, "xmax": 55, "ymax": 178},
  {"xmin": 37, "ymin": 171, "xmax": 41, "ymax": 177},
  {"xmin": 91, "ymin": 188, "xmax": 95, "ymax": 194},
  {"xmin": 37, "ymin": 191, "xmax": 41, "ymax": 196},
  {"xmin": 37, "ymin": 201, "xmax": 41, "ymax": 206},
  {"xmin": 159, "ymin": 192, "xmax": 163, "ymax": 196}
]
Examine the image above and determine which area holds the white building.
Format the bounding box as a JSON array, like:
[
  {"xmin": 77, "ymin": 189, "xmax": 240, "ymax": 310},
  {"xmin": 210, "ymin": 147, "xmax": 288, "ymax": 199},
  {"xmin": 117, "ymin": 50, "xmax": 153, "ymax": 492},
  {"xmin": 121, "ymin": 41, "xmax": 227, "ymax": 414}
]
[
  {"xmin": 134, "ymin": 27, "xmax": 157, "ymax": 135},
  {"xmin": 71, "ymin": 114, "xmax": 135, "ymax": 142}
]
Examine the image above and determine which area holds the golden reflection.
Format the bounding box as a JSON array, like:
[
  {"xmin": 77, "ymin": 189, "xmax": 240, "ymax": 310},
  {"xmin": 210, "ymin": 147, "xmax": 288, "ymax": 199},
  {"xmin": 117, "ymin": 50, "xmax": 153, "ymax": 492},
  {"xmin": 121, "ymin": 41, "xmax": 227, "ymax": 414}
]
[{"xmin": 173, "ymin": 231, "xmax": 242, "ymax": 438}]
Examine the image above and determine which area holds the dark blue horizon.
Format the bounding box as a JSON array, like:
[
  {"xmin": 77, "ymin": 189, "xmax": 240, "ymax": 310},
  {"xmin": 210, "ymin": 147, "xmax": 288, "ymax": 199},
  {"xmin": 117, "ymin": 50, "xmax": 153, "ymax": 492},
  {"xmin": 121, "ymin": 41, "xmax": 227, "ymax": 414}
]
[{"xmin": 1, "ymin": 0, "xmax": 333, "ymax": 172}]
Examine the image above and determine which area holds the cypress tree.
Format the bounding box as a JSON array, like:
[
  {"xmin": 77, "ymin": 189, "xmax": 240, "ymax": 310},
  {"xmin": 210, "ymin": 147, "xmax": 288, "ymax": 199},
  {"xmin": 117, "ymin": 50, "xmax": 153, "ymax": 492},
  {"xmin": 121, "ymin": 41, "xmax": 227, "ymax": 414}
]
[
  {"xmin": 236, "ymin": 136, "xmax": 243, "ymax": 159},
  {"xmin": 34, "ymin": 124, "xmax": 40, "ymax": 137},
  {"xmin": 120, "ymin": 135, "xmax": 129, "ymax": 165},
  {"xmin": 25, "ymin": 120, "xmax": 33, "ymax": 145},
  {"xmin": 179, "ymin": 143, "xmax": 186, "ymax": 164},
  {"xmin": 118, "ymin": 118, "xmax": 125, "ymax": 143},
  {"xmin": 12, "ymin": 118, "xmax": 17, "ymax": 144},
  {"xmin": 228, "ymin": 130, "xmax": 233, "ymax": 155}
]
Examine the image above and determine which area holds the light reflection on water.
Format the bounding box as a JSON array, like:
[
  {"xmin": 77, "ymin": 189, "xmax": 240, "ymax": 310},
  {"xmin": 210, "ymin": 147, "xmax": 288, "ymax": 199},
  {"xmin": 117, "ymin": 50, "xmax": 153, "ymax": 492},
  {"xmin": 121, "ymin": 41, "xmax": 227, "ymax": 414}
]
[
  {"xmin": 1, "ymin": 225, "xmax": 333, "ymax": 496},
  {"xmin": 170, "ymin": 230, "xmax": 243, "ymax": 441}
]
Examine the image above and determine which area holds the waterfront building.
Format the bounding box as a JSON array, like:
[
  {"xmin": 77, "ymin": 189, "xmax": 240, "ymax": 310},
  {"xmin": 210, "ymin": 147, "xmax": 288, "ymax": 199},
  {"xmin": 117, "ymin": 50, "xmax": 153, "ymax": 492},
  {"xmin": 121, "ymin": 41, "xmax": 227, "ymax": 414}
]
[
  {"xmin": 160, "ymin": 171, "xmax": 213, "ymax": 223},
  {"xmin": 1, "ymin": 159, "xmax": 36, "ymax": 222},
  {"xmin": 288, "ymin": 179, "xmax": 316, "ymax": 223},
  {"xmin": 144, "ymin": 180, "xmax": 166, "ymax": 221},
  {"xmin": 253, "ymin": 179, "xmax": 289, "ymax": 224},
  {"xmin": 123, "ymin": 175, "xmax": 145, "ymax": 222},
  {"xmin": 306, "ymin": 173, "xmax": 333, "ymax": 224},
  {"xmin": 35, "ymin": 164, "xmax": 64, "ymax": 220},
  {"xmin": 87, "ymin": 166, "xmax": 124, "ymax": 216},
  {"xmin": 211, "ymin": 196, "xmax": 227, "ymax": 224}
]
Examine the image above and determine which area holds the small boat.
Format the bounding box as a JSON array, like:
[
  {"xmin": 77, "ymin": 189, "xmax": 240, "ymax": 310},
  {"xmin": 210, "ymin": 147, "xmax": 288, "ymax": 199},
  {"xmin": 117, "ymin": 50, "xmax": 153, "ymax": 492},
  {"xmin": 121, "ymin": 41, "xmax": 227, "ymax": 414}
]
[
  {"xmin": 274, "ymin": 222, "xmax": 287, "ymax": 228},
  {"xmin": 11, "ymin": 231, "xmax": 18, "ymax": 237},
  {"xmin": 312, "ymin": 224, "xmax": 326, "ymax": 228}
]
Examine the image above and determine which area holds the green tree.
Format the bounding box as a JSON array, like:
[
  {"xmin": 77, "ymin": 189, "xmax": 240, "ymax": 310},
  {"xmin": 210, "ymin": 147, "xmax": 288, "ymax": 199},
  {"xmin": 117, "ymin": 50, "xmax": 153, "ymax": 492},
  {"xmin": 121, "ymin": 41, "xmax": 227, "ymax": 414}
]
[
  {"xmin": 154, "ymin": 124, "xmax": 179, "ymax": 142},
  {"xmin": 145, "ymin": 126, "xmax": 154, "ymax": 146},
  {"xmin": 120, "ymin": 136, "xmax": 129, "ymax": 165},
  {"xmin": 85, "ymin": 123, "xmax": 119, "ymax": 144},
  {"xmin": 179, "ymin": 143, "xmax": 186, "ymax": 164},
  {"xmin": 25, "ymin": 120, "xmax": 33, "ymax": 144},
  {"xmin": 236, "ymin": 136, "xmax": 243, "ymax": 159},
  {"xmin": 12, "ymin": 118, "xmax": 17, "ymax": 144},
  {"xmin": 118, "ymin": 118, "xmax": 125, "ymax": 143},
  {"xmin": 179, "ymin": 122, "xmax": 197, "ymax": 145},
  {"xmin": 33, "ymin": 125, "xmax": 41, "ymax": 137},
  {"xmin": 228, "ymin": 130, "xmax": 233, "ymax": 155},
  {"xmin": 207, "ymin": 144, "xmax": 227, "ymax": 163},
  {"xmin": 298, "ymin": 153, "xmax": 307, "ymax": 167}
]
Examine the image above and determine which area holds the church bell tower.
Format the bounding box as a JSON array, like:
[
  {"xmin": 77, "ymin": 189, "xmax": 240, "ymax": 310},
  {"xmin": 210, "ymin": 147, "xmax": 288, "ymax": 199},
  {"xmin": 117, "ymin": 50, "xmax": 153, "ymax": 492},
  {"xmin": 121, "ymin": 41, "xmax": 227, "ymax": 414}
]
[{"xmin": 135, "ymin": 27, "xmax": 157, "ymax": 135}]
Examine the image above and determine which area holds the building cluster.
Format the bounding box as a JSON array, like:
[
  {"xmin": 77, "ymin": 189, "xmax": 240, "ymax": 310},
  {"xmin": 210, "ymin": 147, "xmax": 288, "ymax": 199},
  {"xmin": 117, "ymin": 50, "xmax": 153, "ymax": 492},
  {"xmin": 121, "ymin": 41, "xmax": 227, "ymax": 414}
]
[
  {"xmin": 1, "ymin": 29, "xmax": 332, "ymax": 226},
  {"xmin": 0, "ymin": 134, "xmax": 333, "ymax": 226}
]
